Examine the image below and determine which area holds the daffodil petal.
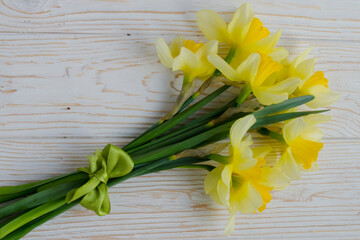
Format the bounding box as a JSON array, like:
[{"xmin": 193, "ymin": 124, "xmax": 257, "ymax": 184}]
[
  {"xmin": 173, "ymin": 47, "xmax": 198, "ymax": 81},
  {"xmin": 251, "ymin": 54, "xmax": 281, "ymax": 87},
  {"xmin": 230, "ymin": 115, "xmax": 256, "ymax": 149},
  {"xmin": 291, "ymin": 47, "xmax": 314, "ymax": 69},
  {"xmin": 200, "ymin": 40, "xmax": 219, "ymax": 56},
  {"xmin": 204, "ymin": 165, "xmax": 224, "ymax": 194},
  {"xmin": 260, "ymin": 166, "xmax": 290, "ymax": 190},
  {"xmin": 252, "ymin": 145, "xmax": 272, "ymax": 159},
  {"xmin": 235, "ymin": 53, "xmax": 261, "ymax": 82},
  {"xmin": 295, "ymin": 58, "xmax": 315, "ymax": 80},
  {"xmin": 196, "ymin": 10, "xmax": 229, "ymax": 42},
  {"xmin": 233, "ymin": 137, "xmax": 257, "ymax": 170},
  {"xmin": 305, "ymin": 85, "xmax": 340, "ymax": 108},
  {"xmin": 169, "ymin": 36, "xmax": 184, "ymax": 57},
  {"xmin": 253, "ymin": 86, "xmax": 288, "ymax": 105},
  {"xmin": 228, "ymin": 3, "xmax": 254, "ymax": 43},
  {"xmin": 234, "ymin": 181, "xmax": 263, "ymax": 214},
  {"xmin": 194, "ymin": 40, "xmax": 218, "ymax": 80},
  {"xmin": 300, "ymin": 126, "xmax": 324, "ymax": 142},
  {"xmin": 305, "ymin": 114, "xmax": 332, "ymax": 125},
  {"xmin": 207, "ymin": 54, "xmax": 238, "ymax": 81},
  {"xmin": 277, "ymin": 147, "xmax": 301, "ymax": 180},
  {"xmin": 282, "ymin": 117, "xmax": 307, "ymax": 144},
  {"xmin": 217, "ymin": 180, "xmax": 230, "ymax": 206},
  {"xmin": 251, "ymin": 30, "xmax": 282, "ymax": 54},
  {"xmin": 208, "ymin": 188, "xmax": 223, "ymax": 205},
  {"xmin": 155, "ymin": 38, "xmax": 174, "ymax": 68},
  {"xmin": 300, "ymin": 115, "xmax": 330, "ymax": 142},
  {"xmin": 224, "ymin": 214, "xmax": 236, "ymax": 236},
  {"xmin": 177, "ymin": 47, "xmax": 198, "ymax": 70},
  {"xmin": 268, "ymin": 47, "xmax": 289, "ymax": 62},
  {"xmin": 269, "ymin": 77, "xmax": 301, "ymax": 94},
  {"xmin": 221, "ymin": 164, "xmax": 232, "ymax": 187}
]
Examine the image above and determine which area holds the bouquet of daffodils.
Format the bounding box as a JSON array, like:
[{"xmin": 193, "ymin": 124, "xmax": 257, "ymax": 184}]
[{"xmin": 0, "ymin": 3, "xmax": 339, "ymax": 239}]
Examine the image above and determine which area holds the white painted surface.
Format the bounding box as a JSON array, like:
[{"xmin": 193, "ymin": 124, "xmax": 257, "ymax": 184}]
[{"xmin": 0, "ymin": 0, "xmax": 359, "ymax": 239}]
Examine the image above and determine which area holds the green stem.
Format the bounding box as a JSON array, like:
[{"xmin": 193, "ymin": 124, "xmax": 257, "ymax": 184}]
[
  {"xmin": 37, "ymin": 172, "xmax": 88, "ymax": 192},
  {"xmin": 129, "ymin": 125, "xmax": 209, "ymax": 156},
  {"xmin": 0, "ymin": 179, "xmax": 86, "ymax": 219},
  {"xmin": 1, "ymin": 201, "xmax": 79, "ymax": 240},
  {"xmin": 257, "ymin": 127, "xmax": 287, "ymax": 145},
  {"xmin": 144, "ymin": 157, "xmax": 209, "ymax": 174},
  {"xmin": 123, "ymin": 85, "xmax": 230, "ymax": 151},
  {"xmin": 131, "ymin": 121, "xmax": 234, "ymax": 164},
  {"xmin": 0, "ymin": 171, "xmax": 79, "ymax": 197},
  {"xmin": 0, "ymin": 198, "xmax": 67, "ymax": 238},
  {"xmin": 109, "ymin": 156, "xmax": 206, "ymax": 187},
  {"xmin": 127, "ymin": 97, "xmax": 237, "ymax": 155},
  {"xmin": 177, "ymin": 164, "xmax": 215, "ymax": 171},
  {"xmin": 213, "ymin": 45, "xmax": 237, "ymax": 77},
  {"xmin": 235, "ymin": 83, "xmax": 252, "ymax": 106},
  {"xmin": 0, "ymin": 192, "xmax": 31, "ymax": 204},
  {"xmin": 207, "ymin": 154, "xmax": 231, "ymax": 165}
]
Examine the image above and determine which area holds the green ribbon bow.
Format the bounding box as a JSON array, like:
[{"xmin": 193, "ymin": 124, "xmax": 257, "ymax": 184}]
[{"xmin": 66, "ymin": 144, "xmax": 134, "ymax": 216}]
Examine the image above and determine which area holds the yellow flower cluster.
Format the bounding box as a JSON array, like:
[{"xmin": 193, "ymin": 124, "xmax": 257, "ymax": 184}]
[
  {"xmin": 205, "ymin": 114, "xmax": 330, "ymax": 234},
  {"xmin": 205, "ymin": 115, "xmax": 289, "ymax": 234},
  {"xmin": 155, "ymin": 3, "xmax": 339, "ymax": 234}
]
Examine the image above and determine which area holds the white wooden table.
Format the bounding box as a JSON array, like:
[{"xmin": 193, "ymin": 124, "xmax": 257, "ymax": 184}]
[{"xmin": 0, "ymin": 0, "xmax": 359, "ymax": 239}]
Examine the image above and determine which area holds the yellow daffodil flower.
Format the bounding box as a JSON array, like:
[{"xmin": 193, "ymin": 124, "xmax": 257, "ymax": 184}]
[
  {"xmin": 156, "ymin": 37, "xmax": 218, "ymax": 85},
  {"xmin": 284, "ymin": 48, "xmax": 340, "ymax": 108},
  {"xmin": 204, "ymin": 115, "xmax": 290, "ymax": 235},
  {"xmin": 196, "ymin": 3, "xmax": 288, "ymax": 63},
  {"xmin": 277, "ymin": 114, "xmax": 331, "ymax": 180},
  {"xmin": 208, "ymin": 53, "xmax": 301, "ymax": 105}
]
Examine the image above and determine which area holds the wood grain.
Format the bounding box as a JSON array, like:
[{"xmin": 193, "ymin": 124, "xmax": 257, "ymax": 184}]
[{"xmin": 0, "ymin": 0, "xmax": 359, "ymax": 239}]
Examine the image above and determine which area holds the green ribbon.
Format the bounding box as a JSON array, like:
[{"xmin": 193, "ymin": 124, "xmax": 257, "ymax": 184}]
[{"xmin": 66, "ymin": 144, "xmax": 134, "ymax": 216}]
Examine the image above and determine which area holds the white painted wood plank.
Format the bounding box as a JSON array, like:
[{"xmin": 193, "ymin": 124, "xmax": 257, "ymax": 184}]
[
  {"xmin": 0, "ymin": 138, "xmax": 359, "ymax": 239},
  {"xmin": 0, "ymin": 0, "xmax": 359, "ymax": 41},
  {"xmin": 0, "ymin": 0, "xmax": 359, "ymax": 239}
]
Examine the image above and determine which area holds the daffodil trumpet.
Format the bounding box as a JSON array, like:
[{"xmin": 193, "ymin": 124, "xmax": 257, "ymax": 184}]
[{"xmin": 0, "ymin": 3, "xmax": 339, "ymax": 239}]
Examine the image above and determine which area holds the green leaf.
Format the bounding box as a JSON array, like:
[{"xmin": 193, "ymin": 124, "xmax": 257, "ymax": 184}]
[
  {"xmin": 253, "ymin": 95, "xmax": 315, "ymax": 118},
  {"xmin": 177, "ymin": 164, "xmax": 215, "ymax": 171},
  {"xmin": 251, "ymin": 110, "xmax": 329, "ymax": 129}
]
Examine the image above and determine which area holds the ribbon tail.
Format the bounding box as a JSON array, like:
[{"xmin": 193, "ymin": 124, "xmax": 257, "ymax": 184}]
[
  {"xmin": 80, "ymin": 183, "xmax": 110, "ymax": 216},
  {"xmin": 66, "ymin": 177, "xmax": 100, "ymax": 203}
]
